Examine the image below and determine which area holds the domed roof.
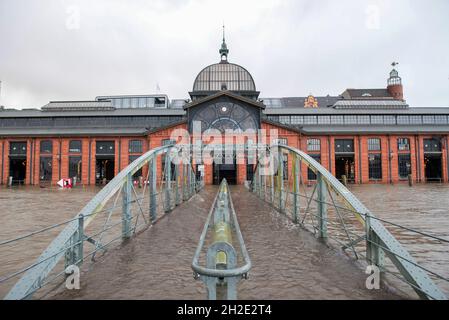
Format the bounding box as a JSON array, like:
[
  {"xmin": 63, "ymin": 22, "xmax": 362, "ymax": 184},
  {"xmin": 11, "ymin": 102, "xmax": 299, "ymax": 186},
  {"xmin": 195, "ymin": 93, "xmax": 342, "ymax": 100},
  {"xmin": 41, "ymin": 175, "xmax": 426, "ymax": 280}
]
[
  {"xmin": 192, "ymin": 27, "xmax": 256, "ymax": 94},
  {"xmin": 192, "ymin": 61, "xmax": 256, "ymax": 92}
]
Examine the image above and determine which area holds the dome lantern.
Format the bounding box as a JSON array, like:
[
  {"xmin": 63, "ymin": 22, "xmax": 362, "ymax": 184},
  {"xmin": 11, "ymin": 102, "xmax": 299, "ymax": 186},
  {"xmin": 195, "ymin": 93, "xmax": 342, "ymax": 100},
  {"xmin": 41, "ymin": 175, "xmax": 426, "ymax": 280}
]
[
  {"xmin": 190, "ymin": 29, "xmax": 259, "ymax": 100},
  {"xmin": 219, "ymin": 25, "xmax": 229, "ymax": 62}
]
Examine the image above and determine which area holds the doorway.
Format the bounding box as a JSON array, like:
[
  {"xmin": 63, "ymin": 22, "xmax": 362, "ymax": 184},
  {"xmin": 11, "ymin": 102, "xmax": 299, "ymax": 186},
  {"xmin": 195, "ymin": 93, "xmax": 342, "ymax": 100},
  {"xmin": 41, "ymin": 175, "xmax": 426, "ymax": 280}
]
[
  {"xmin": 424, "ymin": 154, "xmax": 442, "ymax": 182},
  {"xmin": 96, "ymin": 157, "xmax": 115, "ymax": 184},
  {"xmin": 213, "ymin": 158, "xmax": 237, "ymax": 185},
  {"xmin": 9, "ymin": 157, "xmax": 27, "ymax": 184},
  {"xmin": 335, "ymin": 155, "xmax": 355, "ymax": 182}
]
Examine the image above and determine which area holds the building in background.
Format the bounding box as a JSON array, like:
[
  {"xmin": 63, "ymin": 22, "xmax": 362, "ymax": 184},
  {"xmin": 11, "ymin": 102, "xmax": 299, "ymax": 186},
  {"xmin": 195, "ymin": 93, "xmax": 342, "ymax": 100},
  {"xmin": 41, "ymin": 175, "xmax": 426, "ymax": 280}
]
[{"xmin": 1, "ymin": 37, "xmax": 449, "ymax": 186}]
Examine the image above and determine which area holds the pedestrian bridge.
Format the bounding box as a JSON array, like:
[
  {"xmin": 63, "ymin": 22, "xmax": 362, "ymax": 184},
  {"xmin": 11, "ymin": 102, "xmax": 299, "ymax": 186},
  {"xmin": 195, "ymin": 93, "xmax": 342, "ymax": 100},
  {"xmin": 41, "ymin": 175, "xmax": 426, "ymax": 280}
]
[{"xmin": 1, "ymin": 144, "xmax": 448, "ymax": 300}]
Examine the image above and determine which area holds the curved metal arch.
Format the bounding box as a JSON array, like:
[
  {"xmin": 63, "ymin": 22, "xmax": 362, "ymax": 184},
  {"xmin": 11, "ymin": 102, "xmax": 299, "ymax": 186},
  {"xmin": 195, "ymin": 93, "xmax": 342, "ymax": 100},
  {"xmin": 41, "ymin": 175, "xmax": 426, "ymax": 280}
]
[
  {"xmin": 5, "ymin": 144, "xmax": 199, "ymax": 300},
  {"xmin": 257, "ymin": 144, "xmax": 447, "ymax": 300},
  {"xmin": 208, "ymin": 117, "xmax": 243, "ymax": 133}
]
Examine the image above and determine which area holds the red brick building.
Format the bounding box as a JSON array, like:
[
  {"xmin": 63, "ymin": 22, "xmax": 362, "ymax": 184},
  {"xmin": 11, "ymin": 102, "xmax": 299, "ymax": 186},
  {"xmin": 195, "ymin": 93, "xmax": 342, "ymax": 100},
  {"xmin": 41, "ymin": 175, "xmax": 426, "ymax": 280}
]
[{"xmin": 1, "ymin": 40, "xmax": 449, "ymax": 186}]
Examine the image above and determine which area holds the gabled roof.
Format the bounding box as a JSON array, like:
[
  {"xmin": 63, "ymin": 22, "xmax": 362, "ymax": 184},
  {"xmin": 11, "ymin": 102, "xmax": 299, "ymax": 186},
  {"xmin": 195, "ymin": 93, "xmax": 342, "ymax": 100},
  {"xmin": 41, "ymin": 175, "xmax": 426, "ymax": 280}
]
[
  {"xmin": 183, "ymin": 90, "xmax": 265, "ymax": 110},
  {"xmin": 341, "ymin": 89, "xmax": 393, "ymax": 100},
  {"xmin": 333, "ymin": 100, "xmax": 408, "ymax": 109}
]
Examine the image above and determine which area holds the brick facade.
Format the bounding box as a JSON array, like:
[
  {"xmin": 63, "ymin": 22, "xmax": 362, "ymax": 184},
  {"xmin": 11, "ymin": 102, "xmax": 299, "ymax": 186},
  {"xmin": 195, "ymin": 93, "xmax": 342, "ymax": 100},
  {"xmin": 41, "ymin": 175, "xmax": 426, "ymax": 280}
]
[{"xmin": 1, "ymin": 125, "xmax": 448, "ymax": 186}]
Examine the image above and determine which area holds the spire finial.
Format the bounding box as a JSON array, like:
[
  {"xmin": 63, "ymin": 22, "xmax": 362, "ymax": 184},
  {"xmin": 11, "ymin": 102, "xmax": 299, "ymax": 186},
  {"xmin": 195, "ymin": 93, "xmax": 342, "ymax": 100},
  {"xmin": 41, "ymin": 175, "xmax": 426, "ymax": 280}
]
[
  {"xmin": 222, "ymin": 23, "xmax": 225, "ymax": 43},
  {"xmin": 219, "ymin": 23, "xmax": 229, "ymax": 62}
]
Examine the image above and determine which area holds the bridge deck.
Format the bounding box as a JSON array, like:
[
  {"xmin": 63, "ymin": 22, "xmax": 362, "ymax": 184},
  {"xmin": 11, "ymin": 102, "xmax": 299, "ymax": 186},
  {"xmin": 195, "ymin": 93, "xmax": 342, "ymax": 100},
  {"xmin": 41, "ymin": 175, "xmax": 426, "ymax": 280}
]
[{"xmin": 52, "ymin": 186, "xmax": 402, "ymax": 300}]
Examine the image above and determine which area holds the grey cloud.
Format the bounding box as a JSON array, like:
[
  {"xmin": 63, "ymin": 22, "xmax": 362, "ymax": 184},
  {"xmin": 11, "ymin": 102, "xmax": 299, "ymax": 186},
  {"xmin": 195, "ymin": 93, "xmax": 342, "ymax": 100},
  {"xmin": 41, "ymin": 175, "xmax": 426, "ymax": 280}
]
[{"xmin": 0, "ymin": 0, "xmax": 448, "ymax": 109}]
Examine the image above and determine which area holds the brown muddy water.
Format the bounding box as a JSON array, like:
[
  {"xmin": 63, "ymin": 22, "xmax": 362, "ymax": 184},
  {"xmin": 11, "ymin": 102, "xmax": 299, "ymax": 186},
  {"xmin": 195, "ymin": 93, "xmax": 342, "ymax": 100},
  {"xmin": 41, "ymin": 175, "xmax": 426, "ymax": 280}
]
[{"xmin": 0, "ymin": 183, "xmax": 448, "ymax": 299}]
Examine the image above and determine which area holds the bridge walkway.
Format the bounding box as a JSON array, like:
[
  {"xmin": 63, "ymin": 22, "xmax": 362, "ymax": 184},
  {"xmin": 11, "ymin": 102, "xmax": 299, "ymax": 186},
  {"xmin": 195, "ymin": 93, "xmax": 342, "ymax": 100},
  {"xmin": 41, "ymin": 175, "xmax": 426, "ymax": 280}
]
[{"xmin": 51, "ymin": 186, "xmax": 401, "ymax": 300}]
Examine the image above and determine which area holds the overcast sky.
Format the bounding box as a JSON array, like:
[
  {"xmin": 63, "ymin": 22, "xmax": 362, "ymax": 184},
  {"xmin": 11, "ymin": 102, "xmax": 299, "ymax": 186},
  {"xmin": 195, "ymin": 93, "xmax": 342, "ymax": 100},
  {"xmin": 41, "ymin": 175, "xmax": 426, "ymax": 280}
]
[{"xmin": 0, "ymin": 0, "xmax": 448, "ymax": 109}]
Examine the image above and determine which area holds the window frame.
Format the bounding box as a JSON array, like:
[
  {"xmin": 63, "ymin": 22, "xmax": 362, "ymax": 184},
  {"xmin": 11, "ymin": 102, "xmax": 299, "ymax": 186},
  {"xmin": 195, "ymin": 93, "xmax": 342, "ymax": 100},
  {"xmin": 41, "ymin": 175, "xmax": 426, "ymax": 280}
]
[
  {"xmin": 367, "ymin": 138, "xmax": 381, "ymax": 152},
  {"xmin": 69, "ymin": 140, "xmax": 82, "ymax": 153},
  {"xmin": 128, "ymin": 140, "xmax": 143, "ymax": 154},
  {"xmin": 40, "ymin": 140, "xmax": 53, "ymax": 154}
]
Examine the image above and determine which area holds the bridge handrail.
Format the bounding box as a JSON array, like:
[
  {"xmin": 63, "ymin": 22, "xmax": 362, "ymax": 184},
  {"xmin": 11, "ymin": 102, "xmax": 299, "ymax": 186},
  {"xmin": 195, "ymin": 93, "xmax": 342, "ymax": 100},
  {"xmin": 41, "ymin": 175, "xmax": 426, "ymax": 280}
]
[
  {"xmin": 256, "ymin": 144, "xmax": 447, "ymax": 300},
  {"xmin": 4, "ymin": 144, "xmax": 200, "ymax": 300},
  {"xmin": 192, "ymin": 180, "xmax": 252, "ymax": 279}
]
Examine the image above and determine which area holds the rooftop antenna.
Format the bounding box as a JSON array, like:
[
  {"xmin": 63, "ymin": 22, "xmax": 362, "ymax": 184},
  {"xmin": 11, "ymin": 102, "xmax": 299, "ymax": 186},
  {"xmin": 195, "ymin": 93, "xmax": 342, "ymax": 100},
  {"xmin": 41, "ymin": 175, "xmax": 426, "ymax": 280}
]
[{"xmin": 156, "ymin": 82, "xmax": 160, "ymax": 93}]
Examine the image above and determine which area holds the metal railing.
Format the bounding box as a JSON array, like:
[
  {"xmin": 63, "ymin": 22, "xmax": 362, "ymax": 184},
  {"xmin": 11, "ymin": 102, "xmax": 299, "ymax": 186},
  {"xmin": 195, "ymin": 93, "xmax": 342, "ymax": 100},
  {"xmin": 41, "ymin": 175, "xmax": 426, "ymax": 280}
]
[
  {"xmin": 251, "ymin": 144, "xmax": 448, "ymax": 300},
  {"xmin": 1, "ymin": 144, "xmax": 203, "ymax": 300},
  {"xmin": 192, "ymin": 179, "xmax": 251, "ymax": 300}
]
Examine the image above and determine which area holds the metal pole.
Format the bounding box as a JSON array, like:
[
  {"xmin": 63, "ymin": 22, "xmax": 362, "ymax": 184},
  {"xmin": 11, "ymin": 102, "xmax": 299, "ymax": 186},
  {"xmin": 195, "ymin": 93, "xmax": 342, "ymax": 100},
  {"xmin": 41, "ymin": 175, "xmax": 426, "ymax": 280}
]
[
  {"xmin": 175, "ymin": 163, "xmax": 180, "ymax": 206},
  {"xmin": 122, "ymin": 172, "xmax": 132, "ymax": 239},
  {"xmin": 293, "ymin": 155, "xmax": 300, "ymax": 224},
  {"xmin": 164, "ymin": 151, "xmax": 171, "ymax": 213},
  {"xmin": 187, "ymin": 164, "xmax": 192, "ymax": 197},
  {"xmin": 182, "ymin": 164, "xmax": 188, "ymax": 201},
  {"xmin": 76, "ymin": 214, "xmax": 84, "ymax": 266},
  {"xmin": 317, "ymin": 172, "xmax": 327, "ymax": 239},
  {"xmin": 149, "ymin": 157, "xmax": 157, "ymax": 222},
  {"xmin": 365, "ymin": 213, "xmax": 385, "ymax": 268},
  {"xmin": 261, "ymin": 172, "xmax": 265, "ymax": 201},
  {"xmin": 65, "ymin": 214, "xmax": 84, "ymax": 269},
  {"xmin": 278, "ymin": 148, "xmax": 284, "ymax": 213}
]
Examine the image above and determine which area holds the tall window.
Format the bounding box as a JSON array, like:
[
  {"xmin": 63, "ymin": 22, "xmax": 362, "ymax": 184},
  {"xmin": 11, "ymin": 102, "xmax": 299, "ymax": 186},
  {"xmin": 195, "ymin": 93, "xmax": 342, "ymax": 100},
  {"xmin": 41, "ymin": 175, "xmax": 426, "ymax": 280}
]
[
  {"xmin": 40, "ymin": 156, "xmax": 52, "ymax": 181},
  {"xmin": 161, "ymin": 139, "xmax": 176, "ymax": 181},
  {"xmin": 40, "ymin": 140, "xmax": 53, "ymax": 154},
  {"xmin": 129, "ymin": 155, "xmax": 143, "ymax": 179},
  {"xmin": 307, "ymin": 139, "xmax": 321, "ymax": 152},
  {"xmin": 368, "ymin": 138, "xmax": 381, "ymax": 151},
  {"xmin": 274, "ymin": 153, "xmax": 288, "ymax": 180},
  {"xmin": 368, "ymin": 154, "xmax": 382, "ymax": 180},
  {"xmin": 129, "ymin": 140, "xmax": 143, "ymax": 153},
  {"xmin": 398, "ymin": 154, "xmax": 411, "ymax": 179},
  {"xmin": 69, "ymin": 156, "xmax": 82, "ymax": 181},
  {"xmin": 307, "ymin": 154, "xmax": 321, "ymax": 180},
  {"xmin": 397, "ymin": 138, "xmax": 410, "ymax": 151},
  {"xmin": 69, "ymin": 140, "xmax": 82, "ymax": 153}
]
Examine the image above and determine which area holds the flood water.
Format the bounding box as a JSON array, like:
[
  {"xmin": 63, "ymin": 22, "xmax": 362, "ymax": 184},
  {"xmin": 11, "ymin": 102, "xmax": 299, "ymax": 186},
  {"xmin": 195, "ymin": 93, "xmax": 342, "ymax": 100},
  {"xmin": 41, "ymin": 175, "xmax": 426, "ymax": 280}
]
[{"xmin": 0, "ymin": 183, "xmax": 448, "ymax": 299}]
